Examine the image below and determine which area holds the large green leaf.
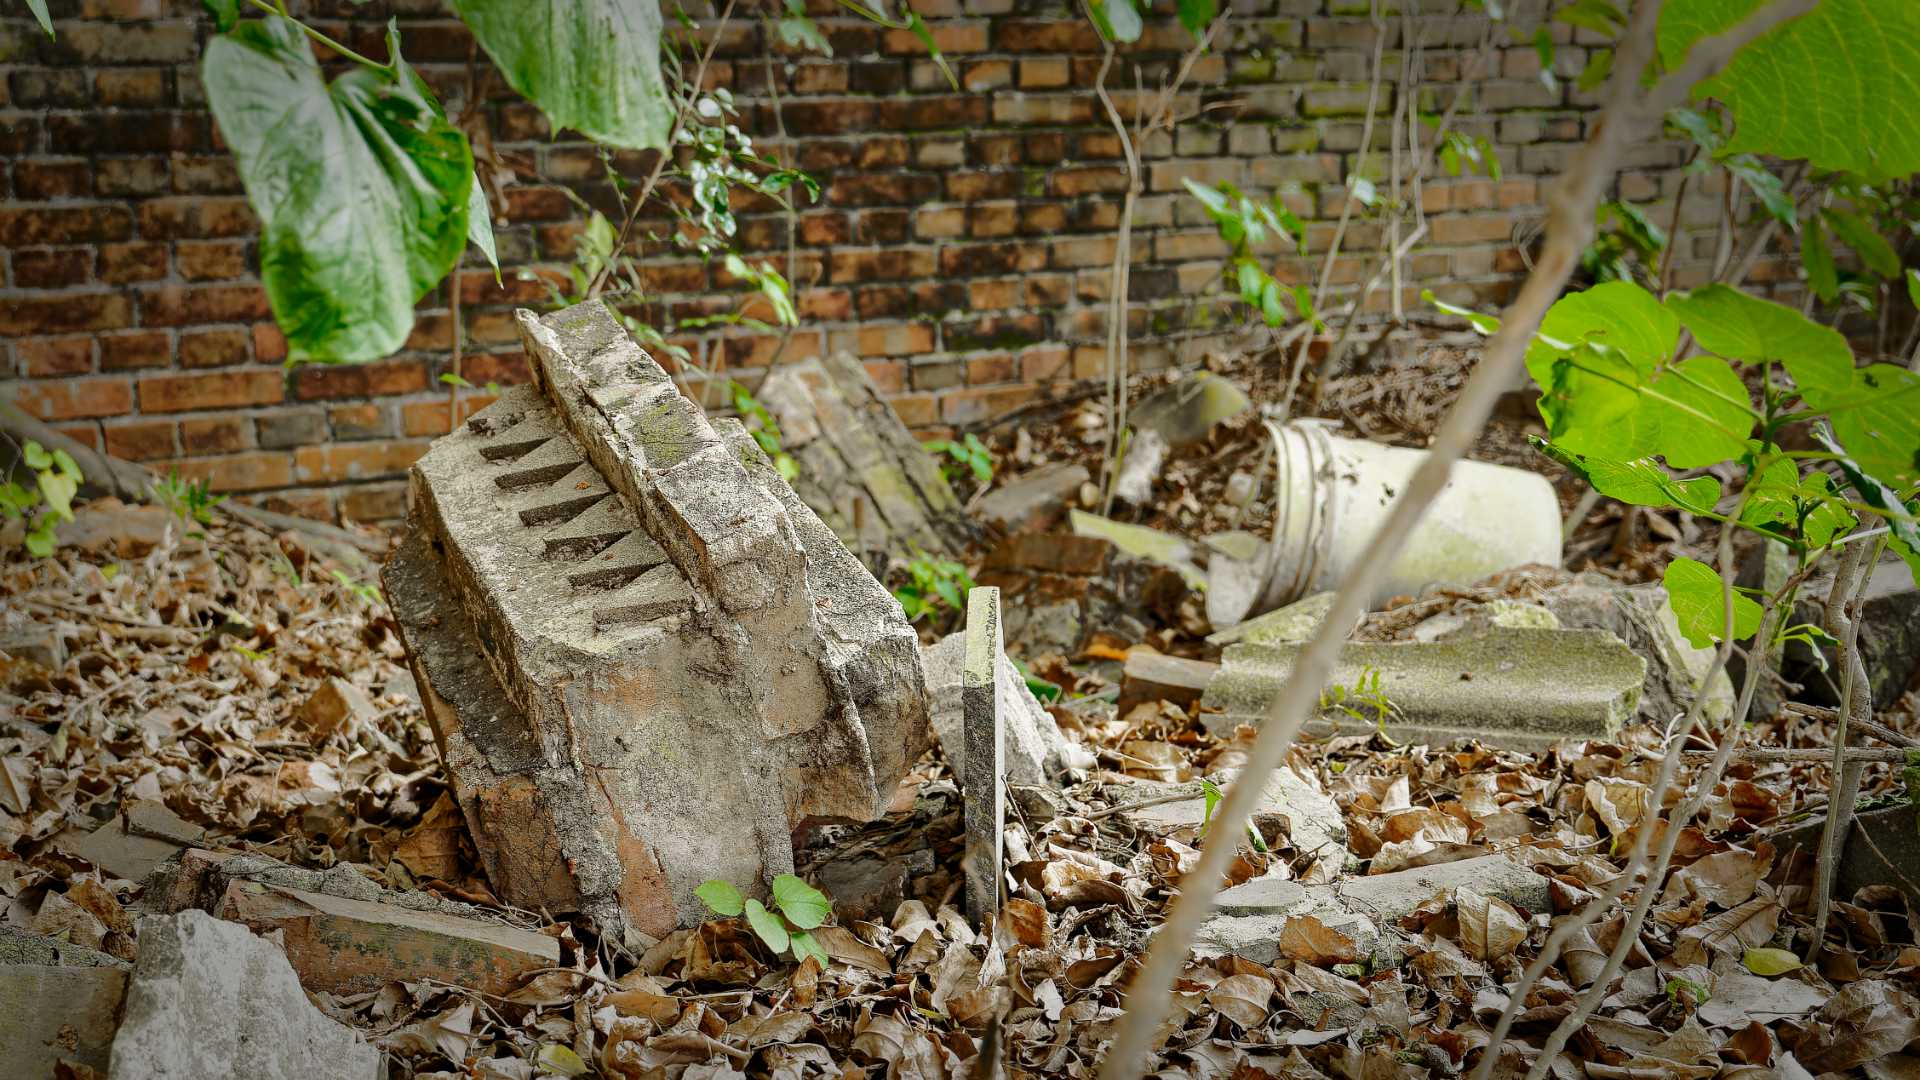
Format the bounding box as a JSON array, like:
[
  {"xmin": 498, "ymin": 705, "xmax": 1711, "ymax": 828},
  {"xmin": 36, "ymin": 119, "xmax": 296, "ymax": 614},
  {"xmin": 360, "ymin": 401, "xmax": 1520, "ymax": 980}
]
[
  {"xmin": 770, "ymin": 874, "xmax": 830, "ymax": 930},
  {"xmin": 743, "ymin": 898, "xmax": 790, "ymax": 954},
  {"xmin": 203, "ymin": 18, "xmax": 474, "ymax": 364},
  {"xmin": 1815, "ymin": 363, "xmax": 1920, "ymax": 488},
  {"xmin": 1814, "ymin": 426, "xmax": 1920, "ymax": 578},
  {"xmin": 1664, "ymin": 556, "xmax": 1763, "ymax": 648},
  {"xmin": 1527, "ymin": 281, "xmax": 1677, "ymax": 388},
  {"xmin": 1647, "ymin": 356, "xmax": 1754, "ymax": 468},
  {"xmin": 1663, "ymin": 284, "xmax": 1852, "ymax": 403},
  {"xmin": 450, "ymin": 0, "xmax": 672, "ymax": 150},
  {"xmin": 1087, "ymin": 0, "xmax": 1143, "ymax": 42},
  {"xmin": 1822, "ymin": 208, "xmax": 1901, "ymax": 278},
  {"xmin": 1530, "ymin": 283, "xmax": 1677, "ymax": 462},
  {"xmin": 1534, "ymin": 439, "xmax": 1722, "ymax": 515},
  {"xmin": 1689, "ymin": 0, "xmax": 1920, "ymax": 181}
]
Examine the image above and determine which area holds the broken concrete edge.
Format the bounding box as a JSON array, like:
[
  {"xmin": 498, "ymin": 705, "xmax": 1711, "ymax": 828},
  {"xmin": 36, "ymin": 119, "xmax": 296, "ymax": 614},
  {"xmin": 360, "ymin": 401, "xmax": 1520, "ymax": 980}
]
[
  {"xmin": 1200, "ymin": 625, "xmax": 1645, "ymax": 751},
  {"xmin": 974, "ymin": 461, "xmax": 1091, "ymax": 535},
  {"xmin": 386, "ymin": 299, "xmax": 931, "ymax": 937},
  {"xmin": 1068, "ymin": 510, "xmax": 1206, "ymax": 590},
  {"xmin": 924, "ymin": 631, "xmax": 1083, "ymax": 787},
  {"xmin": 1193, "ymin": 851, "xmax": 1552, "ymax": 968},
  {"xmin": 963, "ymin": 585, "xmax": 1007, "ymax": 925}
]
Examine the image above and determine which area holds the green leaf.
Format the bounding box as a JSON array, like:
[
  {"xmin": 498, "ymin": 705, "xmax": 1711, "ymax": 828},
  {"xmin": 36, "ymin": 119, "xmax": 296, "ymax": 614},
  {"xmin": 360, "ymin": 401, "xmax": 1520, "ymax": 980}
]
[
  {"xmin": 743, "ymin": 898, "xmax": 790, "ymax": 954},
  {"xmin": 1175, "ymin": 0, "xmax": 1218, "ymax": 35},
  {"xmin": 1534, "ymin": 440, "xmax": 1722, "ymax": 515},
  {"xmin": 1814, "ymin": 425, "xmax": 1920, "ymax": 565},
  {"xmin": 21, "ymin": 441, "xmax": 51, "ymax": 470},
  {"xmin": 24, "ymin": 520, "xmax": 57, "ymax": 558},
  {"xmin": 450, "ymin": 0, "xmax": 672, "ymax": 150},
  {"xmin": 770, "ymin": 873, "xmax": 830, "ymax": 929},
  {"xmin": 1576, "ymin": 46, "xmax": 1612, "ymax": 91},
  {"xmin": 1649, "ymin": 356, "xmax": 1754, "ymax": 468},
  {"xmin": 1743, "ymin": 946, "xmax": 1803, "ymax": 976},
  {"xmin": 1087, "ymin": 0, "xmax": 1143, "ymax": 42},
  {"xmin": 1664, "ymin": 556, "xmax": 1763, "ymax": 649},
  {"xmin": 1692, "ymin": 0, "xmax": 1920, "ymax": 182},
  {"xmin": 1528, "ymin": 281, "xmax": 1677, "ymax": 391},
  {"xmin": 1822, "ymin": 208, "xmax": 1901, "ymax": 279},
  {"xmin": 1724, "ymin": 156, "xmax": 1795, "ymax": 229},
  {"xmin": 776, "ymin": 12, "xmax": 833, "ymax": 55},
  {"xmin": 1803, "ymin": 217, "xmax": 1839, "ymax": 303},
  {"xmin": 26, "ymin": 0, "xmax": 52, "ymax": 37},
  {"xmin": 695, "ymin": 878, "xmax": 744, "ymax": 916},
  {"xmin": 466, "ymin": 176, "xmax": 500, "ymax": 284},
  {"xmin": 1663, "ymin": 284, "xmax": 1851, "ymax": 404},
  {"xmin": 1907, "ymin": 268, "xmax": 1920, "ymax": 310},
  {"xmin": 1259, "ymin": 278, "xmax": 1287, "ymax": 327},
  {"xmin": 37, "ymin": 464, "xmax": 78, "ymax": 521},
  {"xmin": 789, "ymin": 930, "xmax": 829, "ymax": 967},
  {"xmin": 201, "ymin": 0, "xmax": 239, "ymax": 31},
  {"xmin": 1657, "ymin": 0, "xmax": 1763, "ymax": 70},
  {"xmin": 1815, "ymin": 364, "xmax": 1920, "ymax": 488},
  {"xmin": 1800, "ymin": 473, "xmax": 1857, "ymax": 550},
  {"xmin": 203, "ymin": 17, "xmax": 475, "ymax": 364}
]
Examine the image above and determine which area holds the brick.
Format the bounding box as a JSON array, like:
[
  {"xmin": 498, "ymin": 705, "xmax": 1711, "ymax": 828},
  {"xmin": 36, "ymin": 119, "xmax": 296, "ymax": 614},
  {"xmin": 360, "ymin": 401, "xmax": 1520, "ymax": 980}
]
[
  {"xmin": 138, "ymin": 284, "xmax": 272, "ymax": 326},
  {"xmin": 1019, "ymin": 57, "xmax": 1070, "ymax": 89},
  {"xmin": 48, "ymin": 112, "xmax": 203, "ymax": 154},
  {"xmin": 54, "ymin": 21, "xmax": 198, "ymax": 64},
  {"xmin": 256, "ymin": 409, "xmax": 328, "ymax": 450},
  {"xmin": 339, "ymin": 482, "xmax": 408, "ymax": 522},
  {"xmin": 138, "ymin": 370, "xmax": 284, "ymax": 413},
  {"xmin": 13, "ymin": 248, "xmax": 92, "ymax": 288},
  {"xmin": 100, "ymin": 330, "xmax": 172, "ymax": 371},
  {"xmin": 98, "ymin": 241, "xmax": 168, "ymax": 283},
  {"xmin": 12, "ymin": 160, "xmax": 91, "ymax": 199},
  {"xmin": 0, "ymin": 205, "xmax": 134, "ymax": 246},
  {"xmin": 328, "ymin": 404, "xmax": 393, "ymax": 440},
  {"xmin": 170, "ymin": 451, "xmax": 295, "ymax": 493},
  {"xmin": 17, "ymin": 337, "xmax": 94, "ymax": 377},
  {"xmin": 180, "ymin": 417, "xmax": 250, "ymax": 455},
  {"xmin": 0, "ymin": 293, "xmax": 134, "ymax": 336},
  {"xmin": 1431, "ymin": 214, "xmax": 1516, "ymax": 245},
  {"xmin": 179, "ymin": 328, "xmax": 251, "ymax": 368},
  {"xmin": 170, "ymin": 156, "xmax": 242, "ymax": 194},
  {"xmin": 176, "ymin": 241, "xmax": 249, "ymax": 281},
  {"xmin": 104, "ymin": 420, "xmax": 176, "ymax": 462},
  {"xmin": 9, "ymin": 69, "xmax": 89, "ymax": 107},
  {"xmin": 95, "ymin": 68, "xmax": 168, "ymax": 107},
  {"xmin": 95, "ymin": 158, "xmax": 170, "ymax": 196},
  {"xmin": 11, "ymin": 376, "xmax": 134, "ymax": 421},
  {"xmin": 291, "ymin": 359, "xmax": 428, "ymax": 401},
  {"xmin": 136, "ymin": 196, "xmax": 257, "ymax": 239},
  {"xmin": 291, "ymin": 439, "xmax": 431, "ymax": 484}
]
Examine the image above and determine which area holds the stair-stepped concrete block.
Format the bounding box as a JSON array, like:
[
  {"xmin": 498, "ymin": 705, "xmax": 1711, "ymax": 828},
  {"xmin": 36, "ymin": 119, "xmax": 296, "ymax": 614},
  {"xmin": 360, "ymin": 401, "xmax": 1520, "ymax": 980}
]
[{"xmin": 384, "ymin": 300, "xmax": 931, "ymax": 939}]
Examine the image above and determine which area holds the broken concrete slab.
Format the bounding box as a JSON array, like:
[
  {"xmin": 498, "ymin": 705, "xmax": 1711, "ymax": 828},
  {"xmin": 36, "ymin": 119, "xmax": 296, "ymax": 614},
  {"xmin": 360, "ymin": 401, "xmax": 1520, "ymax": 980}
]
[
  {"xmin": 1, "ymin": 955, "xmax": 127, "ymax": 1076},
  {"xmin": 1112, "ymin": 428, "xmax": 1169, "ymax": 505},
  {"xmin": 109, "ymin": 910, "xmax": 379, "ymax": 1080},
  {"xmin": 1195, "ymin": 852, "xmax": 1549, "ymax": 966},
  {"xmin": 1784, "ymin": 554, "xmax": 1918, "ymax": 711},
  {"xmin": 1068, "ymin": 510, "xmax": 1206, "ymax": 590},
  {"xmin": 0, "ymin": 621, "xmax": 65, "ymax": 670},
  {"xmin": 384, "ymin": 300, "xmax": 930, "ymax": 938},
  {"xmin": 54, "ymin": 800, "xmax": 205, "ymax": 883},
  {"xmin": 974, "ymin": 462, "xmax": 1088, "ymax": 535},
  {"xmin": 1201, "ymin": 626, "xmax": 1645, "ymax": 749},
  {"xmin": 758, "ymin": 351, "xmax": 972, "ymax": 558},
  {"xmin": 1117, "ymin": 650, "xmax": 1218, "ymax": 717},
  {"xmin": 1207, "ymin": 591, "xmax": 1345, "ymax": 648},
  {"xmin": 216, "ymin": 880, "xmax": 560, "ymax": 996},
  {"xmin": 1540, "ymin": 578, "xmax": 1734, "ymax": 726},
  {"xmin": 924, "ymin": 631, "xmax": 1080, "ymax": 786},
  {"xmin": 1114, "ymin": 765, "xmax": 1347, "ymax": 867},
  {"xmin": 1128, "ymin": 372, "xmax": 1252, "ymax": 446},
  {"xmin": 964, "ymin": 586, "xmax": 1008, "ymax": 924}
]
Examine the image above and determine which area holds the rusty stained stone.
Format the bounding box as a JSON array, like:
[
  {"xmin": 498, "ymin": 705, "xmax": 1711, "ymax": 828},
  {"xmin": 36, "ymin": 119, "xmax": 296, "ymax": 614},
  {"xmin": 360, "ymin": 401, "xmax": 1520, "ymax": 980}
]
[
  {"xmin": 384, "ymin": 300, "xmax": 930, "ymax": 940},
  {"xmin": 215, "ymin": 881, "xmax": 559, "ymax": 997}
]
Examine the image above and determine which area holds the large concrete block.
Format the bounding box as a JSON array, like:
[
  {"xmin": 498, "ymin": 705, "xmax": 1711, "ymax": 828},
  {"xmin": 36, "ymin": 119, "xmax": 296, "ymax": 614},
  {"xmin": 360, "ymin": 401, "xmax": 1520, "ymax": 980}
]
[{"xmin": 384, "ymin": 301, "xmax": 930, "ymax": 938}]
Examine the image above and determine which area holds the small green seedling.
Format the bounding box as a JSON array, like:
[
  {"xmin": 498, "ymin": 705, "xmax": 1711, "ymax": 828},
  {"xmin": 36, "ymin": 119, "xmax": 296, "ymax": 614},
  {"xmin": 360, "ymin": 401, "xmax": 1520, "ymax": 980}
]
[
  {"xmin": 892, "ymin": 550, "xmax": 972, "ymax": 622},
  {"xmin": 695, "ymin": 873, "xmax": 832, "ymax": 965},
  {"xmin": 330, "ymin": 569, "xmax": 381, "ymax": 607},
  {"xmin": 923, "ymin": 433, "xmax": 994, "ymax": 486},
  {"xmin": 1319, "ymin": 664, "xmax": 1399, "ymax": 738},
  {"xmin": 1, "ymin": 440, "xmax": 82, "ymax": 557},
  {"xmin": 154, "ymin": 468, "xmax": 226, "ymax": 528},
  {"xmin": 730, "ymin": 381, "xmax": 800, "ymax": 482}
]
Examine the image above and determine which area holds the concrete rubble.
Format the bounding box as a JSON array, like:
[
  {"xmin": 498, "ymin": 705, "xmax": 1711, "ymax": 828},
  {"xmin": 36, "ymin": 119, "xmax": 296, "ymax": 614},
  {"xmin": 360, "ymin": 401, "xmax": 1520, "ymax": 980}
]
[
  {"xmin": 924, "ymin": 629, "xmax": 1083, "ymax": 786},
  {"xmin": 963, "ymin": 586, "xmax": 1008, "ymax": 924},
  {"xmin": 1114, "ymin": 764, "xmax": 1348, "ymax": 870},
  {"xmin": 383, "ymin": 300, "xmax": 931, "ymax": 938},
  {"xmin": 53, "ymin": 799, "xmax": 206, "ymax": 883},
  {"xmin": 1537, "ymin": 578, "xmax": 1736, "ymax": 726},
  {"xmin": 758, "ymin": 351, "xmax": 973, "ymax": 560},
  {"xmin": 974, "ymin": 461, "xmax": 1089, "ymax": 535},
  {"xmin": 108, "ymin": 910, "xmax": 379, "ymax": 1080},
  {"xmin": 1786, "ymin": 554, "xmax": 1918, "ymax": 711},
  {"xmin": 1195, "ymin": 852, "xmax": 1550, "ymax": 966},
  {"xmin": 979, "ymin": 513, "xmax": 1196, "ymax": 658},
  {"xmin": 1, "ymin": 925, "xmax": 128, "ymax": 1076},
  {"xmin": 1202, "ymin": 625, "xmax": 1646, "ymax": 749}
]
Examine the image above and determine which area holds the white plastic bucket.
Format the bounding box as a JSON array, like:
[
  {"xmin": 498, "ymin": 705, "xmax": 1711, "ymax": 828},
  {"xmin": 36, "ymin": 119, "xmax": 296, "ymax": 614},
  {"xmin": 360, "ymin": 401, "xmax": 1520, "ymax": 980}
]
[{"xmin": 1216, "ymin": 420, "xmax": 1562, "ymax": 624}]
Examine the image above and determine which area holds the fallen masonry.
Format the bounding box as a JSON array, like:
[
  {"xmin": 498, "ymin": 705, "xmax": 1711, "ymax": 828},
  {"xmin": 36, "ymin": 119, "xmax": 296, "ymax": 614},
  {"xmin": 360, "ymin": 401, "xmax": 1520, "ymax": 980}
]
[
  {"xmin": 964, "ymin": 585, "xmax": 1009, "ymax": 924},
  {"xmin": 384, "ymin": 300, "xmax": 931, "ymax": 939},
  {"xmin": 1201, "ymin": 625, "xmax": 1646, "ymax": 749},
  {"xmin": 0, "ymin": 926, "xmax": 127, "ymax": 1076},
  {"xmin": 1195, "ymin": 851, "xmax": 1552, "ymax": 966},
  {"xmin": 924, "ymin": 626, "xmax": 1083, "ymax": 787}
]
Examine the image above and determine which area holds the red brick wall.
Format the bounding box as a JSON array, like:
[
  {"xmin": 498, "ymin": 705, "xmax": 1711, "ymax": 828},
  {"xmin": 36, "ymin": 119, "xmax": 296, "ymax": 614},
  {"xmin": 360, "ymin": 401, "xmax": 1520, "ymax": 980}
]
[{"xmin": 1, "ymin": 0, "xmax": 1742, "ymax": 523}]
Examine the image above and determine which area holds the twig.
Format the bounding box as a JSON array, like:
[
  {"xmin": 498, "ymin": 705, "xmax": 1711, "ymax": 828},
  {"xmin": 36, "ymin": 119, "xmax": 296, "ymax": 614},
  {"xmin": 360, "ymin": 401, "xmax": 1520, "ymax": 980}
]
[{"xmin": 1808, "ymin": 534, "xmax": 1884, "ymax": 959}]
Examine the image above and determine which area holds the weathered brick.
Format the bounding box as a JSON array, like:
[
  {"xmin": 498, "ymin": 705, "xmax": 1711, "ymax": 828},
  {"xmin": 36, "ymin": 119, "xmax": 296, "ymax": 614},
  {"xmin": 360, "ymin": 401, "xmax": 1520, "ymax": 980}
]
[
  {"xmin": 256, "ymin": 409, "xmax": 329, "ymax": 450},
  {"xmin": 99, "ymin": 330, "xmax": 172, "ymax": 371},
  {"xmin": 95, "ymin": 68, "xmax": 168, "ymax": 107},
  {"xmin": 137, "ymin": 196, "xmax": 257, "ymax": 239},
  {"xmin": 171, "ymin": 451, "xmax": 295, "ymax": 493},
  {"xmin": 103, "ymin": 420, "xmax": 176, "ymax": 462},
  {"xmin": 98, "ymin": 241, "xmax": 168, "ymax": 283},
  {"xmin": 180, "ymin": 417, "xmax": 250, "ymax": 455},
  {"xmin": 137, "ymin": 370, "xmax": 284, "ymax": 413},
  {"xmin": 17, "ymin": 337, "xmax": 95, "ymax": 377},
  {"xmin": 292, "ymin": 439, "xmax": 431, "ymax": 484},
  {"xmin": 12, "ymin": 160, "xmax": 91, "ymax": 199},
  {"xmin": 95, "ymin": 158, "xmax": 171, "ymax": 196},
  {"xmin": 0, "ymin": 293, "xmax": 134, "ymax": 336},
  {"xmin": 0, "ymin": 204, "xmax": 134, "ymax": 246},
  {"xmin": 292, "ymin": 359, "xmax": 428, "ymax": 401},
  {"xmin": 179, "ymin": 328, "xmax": 250, "ymax": 368},
  {"xmin": 12, "ymin": 248, "xmax": 92, "ymax": 288},
  {"xmin": 11, "ymin": 376, "xmax": 134, "ymax": 421},
  {"xmin": 138, "ymin": 284, "xmax": 272, "ymax": 326},
  {"xmin": 328, "ymin": 403, "xmax": 393, "ymax": 440}
]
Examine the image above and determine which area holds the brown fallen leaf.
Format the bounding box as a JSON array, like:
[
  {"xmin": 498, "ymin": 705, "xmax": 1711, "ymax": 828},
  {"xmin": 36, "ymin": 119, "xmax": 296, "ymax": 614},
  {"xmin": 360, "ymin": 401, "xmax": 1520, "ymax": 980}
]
[
  {"xmin": 1794, "ymin": 980, "xmax": 1920, "ymax": 1073},
  {"xmin": 1456, "ymin": 885, "xmax": 1527, "ymax": 962},
  {"xmin": 1207, "ymin": 973, "xmax": 1275, "ymax": 1030},
  {"xmin": 1275, "ymin": 914, "xmax": 1360, "ymax": 966}
]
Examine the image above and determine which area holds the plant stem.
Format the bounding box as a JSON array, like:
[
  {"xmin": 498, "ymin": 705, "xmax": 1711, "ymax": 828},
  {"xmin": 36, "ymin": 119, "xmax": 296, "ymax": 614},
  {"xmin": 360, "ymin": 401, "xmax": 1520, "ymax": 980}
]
[
  {"xmin": 245, "ymin": 0, "xmax": 392, "ymax": 69},
  {"xmin": 1807, "ymin": 534, "xmax": 1884, "ymax": 959}
]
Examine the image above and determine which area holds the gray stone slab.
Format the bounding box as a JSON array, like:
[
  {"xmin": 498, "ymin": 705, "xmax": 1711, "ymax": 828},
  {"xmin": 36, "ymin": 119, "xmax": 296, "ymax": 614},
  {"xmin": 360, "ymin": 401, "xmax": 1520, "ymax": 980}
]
[
  {"xmin": 1541, "ymin": 578, "xmax": 1734, "ymax": 726},
  {"xmin": 974, "ymin": 462, "xmax": 1089, "ymax": 535},
  {"xmin": 924, "ymin": 631, "xmax": 1078, "ymax": 787},
  {"xmin": 964, "ymin": 586, "xmax": 1007, "ymax": 924},
  {"xmin": 1201, "ymin": 626, "xmax": 1645, "ymax": 749},
  {"xmin": 109, "ymin": 910, "xmax": 378, "ymax": 1080},
  {"xmin": 1196, "ymin": 852, "xmax": 1550, "ymax": 966},
  {"xmin": 1113, "ymin": 765, "xmax": 1348, "ymax": 868},
  {"xmin": 1, "ymin": 963, "xmax": 126, "ymax": 1076}
]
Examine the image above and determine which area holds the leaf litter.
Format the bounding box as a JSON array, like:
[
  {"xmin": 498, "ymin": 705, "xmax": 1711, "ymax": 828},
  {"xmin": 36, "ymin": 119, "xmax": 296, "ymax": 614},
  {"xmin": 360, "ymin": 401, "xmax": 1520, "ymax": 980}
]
[{"xmin": 4, "ymin": 481, "xmax": 1919, "ymax": 1078}]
